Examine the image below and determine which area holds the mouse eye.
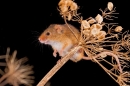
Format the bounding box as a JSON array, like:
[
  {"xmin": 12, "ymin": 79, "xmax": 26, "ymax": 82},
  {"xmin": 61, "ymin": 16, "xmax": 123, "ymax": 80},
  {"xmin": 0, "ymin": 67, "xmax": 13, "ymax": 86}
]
[{"xmin": 46, "ymin": 32, "xmax": 50, "ymax": 36}]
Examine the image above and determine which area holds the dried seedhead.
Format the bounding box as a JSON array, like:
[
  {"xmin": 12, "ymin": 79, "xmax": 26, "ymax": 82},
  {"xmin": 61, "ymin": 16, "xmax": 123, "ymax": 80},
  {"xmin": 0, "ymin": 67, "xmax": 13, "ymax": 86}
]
[
  {"xmin": 61, "ymin": 1, "xmax": 130, "ymax": 86},
  {"xmin": 99, "ymin": 2, "xmax": 119, "ymax": 20},
  {"xmin": 117, "ymin": 72, "xmax": 130, "ymax": 86},
  {"xmin": 0, "ymin": 48, "xmax": 34, "ymax": 86},
  {"xmin": 58, "ymin": 0, "xmax": 81, "ymax": 22},
  {"xmin": 37, "ymin": 1, "xmax": 130, "ymax": 86}
]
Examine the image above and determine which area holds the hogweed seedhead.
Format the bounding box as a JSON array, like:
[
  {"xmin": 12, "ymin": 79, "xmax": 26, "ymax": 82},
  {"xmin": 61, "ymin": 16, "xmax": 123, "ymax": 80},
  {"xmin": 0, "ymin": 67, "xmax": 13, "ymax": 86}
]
[
  {"xmin": 58, "ymin": 0, "xmax": 80, "ymax": 22},
  {"xmin": 59, "ymin": 1, "xmax": 130, "ymax": 86},
  {"xmin": 37, "ymin": 1, "xmax": 130, "ymax": 86},
  {"xmin": 100, "ymin": 2, "xmax": 119, "ymax": 20}
]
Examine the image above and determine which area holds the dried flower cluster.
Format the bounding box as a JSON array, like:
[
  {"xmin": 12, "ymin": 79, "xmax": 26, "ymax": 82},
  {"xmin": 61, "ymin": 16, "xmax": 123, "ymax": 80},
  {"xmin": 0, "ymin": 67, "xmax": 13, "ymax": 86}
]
[
  {"xmin": 58, "ymin": 1, "xmax": 130, "ymax": 86},
  {"xmin": 58, "ymin": 0, "xmax": 80, "ymax": 21},
  {"xmin": 82, "ymin": 20, "xmax": 106, "ymax": 40},
  {"xmin": 0, "ymin": 48, "xmax": 34, "ymax": 86},
  {"xmin": 59, "ymin": 0, "xmax": 78, "ymax": 13},
  {"xmin": 37, "ymin": 1, "xmax": 130, "ymax": 86}
]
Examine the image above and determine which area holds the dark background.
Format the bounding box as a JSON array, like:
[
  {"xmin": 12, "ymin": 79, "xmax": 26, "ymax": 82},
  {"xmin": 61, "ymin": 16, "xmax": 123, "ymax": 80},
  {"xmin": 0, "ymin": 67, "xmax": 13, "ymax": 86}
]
[{"xmin": 0, "ymin": 0, "xmax": 129, "ymax": 86}]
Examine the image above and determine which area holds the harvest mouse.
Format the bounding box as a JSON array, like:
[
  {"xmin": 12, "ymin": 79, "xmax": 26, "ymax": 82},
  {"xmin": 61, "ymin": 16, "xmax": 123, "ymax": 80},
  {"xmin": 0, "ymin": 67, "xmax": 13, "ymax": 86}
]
[{"xmin": 38, "ymin": 24, "xmax": 84, "ymax": 62}]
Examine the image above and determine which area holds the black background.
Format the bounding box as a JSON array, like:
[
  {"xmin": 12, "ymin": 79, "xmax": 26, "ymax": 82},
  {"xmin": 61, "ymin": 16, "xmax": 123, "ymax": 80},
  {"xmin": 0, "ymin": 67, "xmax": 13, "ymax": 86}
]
[{"xmin": 0, "ymin": 0, "xmax": 129, "ymax": 86}]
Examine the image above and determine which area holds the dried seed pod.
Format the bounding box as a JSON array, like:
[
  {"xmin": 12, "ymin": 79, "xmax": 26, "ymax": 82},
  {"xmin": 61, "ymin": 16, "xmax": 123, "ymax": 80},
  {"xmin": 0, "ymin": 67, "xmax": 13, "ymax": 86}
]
[
  {"xmin": 107, "ymin": 2, "xmax": 113, "ymax": 11},
  {"xmin": 67, "ymin": 13, "xmax": 72, "ymax": 21},
  {"xmin": 61, "ymin": 5, "xmax": 68, "ymax": 13},
  {"xmin": 90, "ymin": 24, "xmax": 102, "ymax": 31},
  {"xmin": 58, "ymin": 0, "xmax": 70, "ymax": 13},
  {"xmin": 70, "ymin": 2, "xmax": 78, "ymax": 11},
  {"xmin": 97, "ymin": 31, "xmax": 106, "ymax": 40},
  {"xmin": 114, "ymin": 26, "xmax": 123, "ymax": 32},
  {"xmin": 58, "ymin": 0, "xmax": 64, "ymax": 6},
  {"xmin": 67, "ymin": 0, "xmax": 73, "ymax": 6},
  {"xmin": 88, "ymin": 18, "xmax": 96, "ymax": 24},
  {"xmin": 95, "ymin": 14, "xmax": 103, "ymax": 24},
  {"xmin": 81, "ymin": 20, "xmax": 90, "ymax": 29},
  {"xmin": 59, "ymin": 0, "xmax": 71, "ymax": 6},
  {"xmin": 91, "ymin": 28, "xmax": 100, "ymax": 37},
  {"xmin": 83, "ymin": 29, "xmax": 90, "ymax": 36},
  {"xmin": 95, "ymin": 24, "xmax": 102, "ymax": 30},
  {"xmin": 90, "ymin": 24, "xmax": 102, "ymax": 37}
]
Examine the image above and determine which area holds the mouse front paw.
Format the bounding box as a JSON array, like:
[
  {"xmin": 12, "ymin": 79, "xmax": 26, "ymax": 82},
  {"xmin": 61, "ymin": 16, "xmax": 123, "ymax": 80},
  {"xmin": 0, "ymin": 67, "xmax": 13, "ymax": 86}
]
[{"xmin": 53, "ymin": 49, "xmax": 57, "ymax": 57}]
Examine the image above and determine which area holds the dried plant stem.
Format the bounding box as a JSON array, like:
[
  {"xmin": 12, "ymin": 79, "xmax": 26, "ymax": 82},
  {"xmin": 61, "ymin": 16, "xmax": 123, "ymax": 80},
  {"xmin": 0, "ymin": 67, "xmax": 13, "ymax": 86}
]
[
  {"xmin": 83, "ymin": 51, "xmax": 122, "ymax": 73},
  {"xmin": 64, "ymin": 15, "xmax": 79, "ymax": 41},
  {"xmin": 37, "ymin": 46, "xmax": 81, "ymax": 86},
  {"xmin": 93, "ymin": 58, "xmax": 119, "ymax": 83},
  {"xmin": 0, "ymin": 69, "xmax": 4, "ymax": 75},
  {"xmin": 0, "ymin": 72, "xmax": 10, "ymax": 83},
  {"xmin": 0, "ymin": 62, "xmax": 6, "ymax": 66},
  {"xmin": 0, "ymin": 55, "xmax": 6, "ymax": 59},
  {"xmin": 0, "ymin": 79, "xmax": 8, "ymax": 86}
]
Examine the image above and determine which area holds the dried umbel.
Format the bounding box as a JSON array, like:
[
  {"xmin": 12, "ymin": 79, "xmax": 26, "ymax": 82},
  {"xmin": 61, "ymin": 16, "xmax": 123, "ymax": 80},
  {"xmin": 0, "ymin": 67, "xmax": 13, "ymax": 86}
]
[
  {"xmin": 82, "ymin": 29, "xmax": 90, "ymax": 36},
  {"xmin": 0, "ymin": 48, "xmax": 34, "ymax": 86},
  {"xmin": 65, "ymin": 1, "xmax": 130, "ymax": 86},
  {"xmin": 58, "ymin": 0, "xmax": 78, "ymax": 13},
  {"xmin": 82, "ymin": 21, "xmax": 106, "ymax": 40},
  {"xmin": 90, "ymin": 24, "xmax": 106, "ymax": 39},
  {"xmin": 58, "ymin": 0, "xmax": 80, "ymax": 21},
  {"xmin": 100, "ymin": 2, "xmax": 118, "ymax": 20},
  {"xmin": 37, "ymin": 1, "xmax": 130, "ymax": 86}
]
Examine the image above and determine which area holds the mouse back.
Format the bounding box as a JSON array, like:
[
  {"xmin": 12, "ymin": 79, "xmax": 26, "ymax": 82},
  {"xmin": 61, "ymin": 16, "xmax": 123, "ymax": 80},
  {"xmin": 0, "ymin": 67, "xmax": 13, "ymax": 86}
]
[{"xmin": 62, "ymin": 24, "xmax": 80, "ymax": 39}]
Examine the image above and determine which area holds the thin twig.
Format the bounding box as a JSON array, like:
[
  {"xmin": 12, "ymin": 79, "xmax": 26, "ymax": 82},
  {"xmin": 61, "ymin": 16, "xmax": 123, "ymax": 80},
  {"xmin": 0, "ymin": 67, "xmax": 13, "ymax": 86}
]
[{"xmin": 83, "ymin": 51, "xmax": 123, "ymax": 73}]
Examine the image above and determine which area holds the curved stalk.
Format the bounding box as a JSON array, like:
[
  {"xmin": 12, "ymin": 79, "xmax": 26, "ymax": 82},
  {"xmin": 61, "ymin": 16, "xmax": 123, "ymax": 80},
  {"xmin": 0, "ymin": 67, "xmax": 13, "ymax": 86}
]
[{"xmin": 83, "ymin": 51, "xmax": 123, "ymax": 73}]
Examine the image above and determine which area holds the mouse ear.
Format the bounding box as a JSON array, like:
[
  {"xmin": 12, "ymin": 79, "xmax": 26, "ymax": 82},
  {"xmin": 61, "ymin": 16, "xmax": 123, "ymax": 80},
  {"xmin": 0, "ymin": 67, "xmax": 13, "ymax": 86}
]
[{"xmin": 54, "ymin": 24, "xmax": 64, "ymax": 34}]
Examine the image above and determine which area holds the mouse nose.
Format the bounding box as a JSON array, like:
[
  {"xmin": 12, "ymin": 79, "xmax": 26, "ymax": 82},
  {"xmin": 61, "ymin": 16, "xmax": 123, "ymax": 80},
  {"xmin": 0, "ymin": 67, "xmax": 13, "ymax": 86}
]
[
  {"xmin": 38, "ymin": 37, "xmax": 43, "ymax": 42},
  {"xmin": 38, "ymin": 38, "xmax": 41, "ymax": 41},
  {"xmin": 38, "ymin": 38, "xmax": 43, "ymax": 43},
  {"xmin": 38, "ymin": 37, "xmax": 46, "ymax": 43}
]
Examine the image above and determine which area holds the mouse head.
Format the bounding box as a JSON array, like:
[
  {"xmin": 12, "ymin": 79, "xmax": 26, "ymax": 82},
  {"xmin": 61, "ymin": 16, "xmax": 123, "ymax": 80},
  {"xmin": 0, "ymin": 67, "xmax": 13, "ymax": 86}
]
[{"xmin": 38, "ymin": 24, "xmax": 65, "ymax": 44}]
